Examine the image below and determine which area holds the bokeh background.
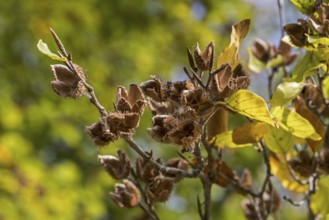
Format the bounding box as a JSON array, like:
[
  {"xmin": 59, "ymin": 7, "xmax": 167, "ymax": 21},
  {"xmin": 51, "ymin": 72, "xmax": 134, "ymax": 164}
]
[{"xmin": 0, "ymin": 0, "xmax": 305, "ymax": 219}]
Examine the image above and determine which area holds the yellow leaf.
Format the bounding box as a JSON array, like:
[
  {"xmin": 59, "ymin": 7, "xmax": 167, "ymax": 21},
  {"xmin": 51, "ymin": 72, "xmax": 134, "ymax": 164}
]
[
  {"xmin": 264, "ymin": 126, "xmax": 295, "ymax": 154},
  {"xmin": 269, "ymin": 81, "xmax": 304, "ymax": 106},
  {"xmin": 311, "ymin": 176, "xmax": 329, "ymax": 217},
  {"xmin": 271, "ymin": 106, "xmax": 321, "ymax": 141},
  {"xmin": 211, "ymin": 130, "xmax": 254, "ymax": 149},
  {"xmin": 306, "ymin": 34, "xmax": 329, "ymax": 47},
  {"xmin": 232, "ymin": 122, "xmax": 269, "ymax": 144},
  {"xmin": 295, "ymin": 103, "xmax": 325, "ymax": 152},
  {"xmin": 323, "ymin": 76, "xmax": 329, "ymax": 100},
  {"xmin": 37, "ymin": 39, "xmax": 68, "ymax": 62},
  {"xmin": 217, "ymin": 19, "xmax": 250, "ymax": 68},
  {"xmin": 269, "ymin": 153, "xmax": 308, "ymax": 193},
  {"xmin": 223, "ymin": 90, "xmax": 276, "ymax": 127}
]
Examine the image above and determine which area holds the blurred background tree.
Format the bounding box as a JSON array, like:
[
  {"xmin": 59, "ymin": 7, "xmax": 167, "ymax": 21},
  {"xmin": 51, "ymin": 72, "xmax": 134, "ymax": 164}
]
[{"xmin": 0, "ymin": 0, "xmax": 305, "ymax": 219}]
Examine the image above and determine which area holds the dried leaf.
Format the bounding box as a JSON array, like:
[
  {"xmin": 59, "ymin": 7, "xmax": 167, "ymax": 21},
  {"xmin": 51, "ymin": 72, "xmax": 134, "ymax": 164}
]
[
  {"xmin": 217, "ymin": 19, "xmax": 250, "ymax": 68},
  {"xmin": 207, "ymin": 107, "xmax": 228, "ymax": 140},
  {"xmin": 37, "ymin": 39, "xmax": 68, "ymax": 62}
]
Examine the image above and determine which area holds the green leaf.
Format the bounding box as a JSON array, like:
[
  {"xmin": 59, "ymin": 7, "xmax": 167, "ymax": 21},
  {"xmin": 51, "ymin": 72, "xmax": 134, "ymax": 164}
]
[
  {"xmin": 211, "ymin": 130, "xmax": 254, "ymax": 148},
  {"xmin": 311, "ymin": 176, "xmax": 329, "ymax": 217},
  {"xmin": 264, "ymin": 126, "xmax": 295, "ymax": 153},
  {"xmin": 266, "ymin": 55, "xmax": 284, "ymax": 68},
  {"xmin": 269, "ymin": 81, "xmax": 304, "ymax": 106},
  {"xmin": 290, "ymin": 0, "xmax": 317, "ymax": 15},
  {"xmin": 271, "ymin": 106, "xmax": 321, "ymax": 140},
  {"xmin": 247, "ymin": 48, "xmax": 265, "ymax": 73},
  {"xmin": 223, "ymin": 90, "xmax": 276, "ymax": 127},
  {"xmin": 37, "ymin": 39, "xmax": 68, "ymax": 62},
  {"xmin": 307, "ymin": 34, "xmax": 329, "ymax": 47},
  {"xmin": 292, "ymin": 52, "xmax": 324, "ymax": 82}
]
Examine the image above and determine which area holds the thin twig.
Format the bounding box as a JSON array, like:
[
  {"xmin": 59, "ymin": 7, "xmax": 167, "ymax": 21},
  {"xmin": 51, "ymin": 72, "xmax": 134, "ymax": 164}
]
[
  {"xmin": 201, "ymin": 178, "xmax": 212, "ymax": 220},
  {"xmin": 277, "ymin": 0, "xmax": 285, "ymax": 38},
  {"xmin": 285, "ymin": 157, "xmax": 309, "ymax": 185},
  {"xmin": 268, "ymin": 70, "xmax": 273, "ymax": 98},
  {"xmin": 130, "ymin": 171, "xmax": 159, "ymax": 220},
  {"xmin": 138, "ymin": 203, "xmax": 159, "ymax": 220},
  {"xmin": 284, "ymin": 174, "xmax": 319, "ymax": 207},
  {"xmin": 124, "ymin": 136, "xmax": 200, "ymax": 178},
  {"xmin": 197, "ymin": 195, "xmax": 204, "ymax": 219},
  {"xmin": 257, "ymin": 141, "xmax": 272, "ymax": 197}
]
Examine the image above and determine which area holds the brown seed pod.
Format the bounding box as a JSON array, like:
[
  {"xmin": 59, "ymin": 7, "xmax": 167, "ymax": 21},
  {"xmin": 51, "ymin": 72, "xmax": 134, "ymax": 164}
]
[{"xmin": 110, "ymin": 180, "xmax": 141, "ymax": 208}]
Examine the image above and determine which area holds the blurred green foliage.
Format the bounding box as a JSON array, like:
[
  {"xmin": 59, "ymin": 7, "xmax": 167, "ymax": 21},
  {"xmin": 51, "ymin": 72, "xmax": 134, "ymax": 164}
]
[{"xmin": 0, "ymin": 0, "xmax": 306, "ymax": 219}]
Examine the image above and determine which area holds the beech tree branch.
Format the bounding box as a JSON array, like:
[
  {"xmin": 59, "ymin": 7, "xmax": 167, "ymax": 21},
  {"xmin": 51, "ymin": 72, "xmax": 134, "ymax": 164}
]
[
  {"xmin": 50, "ymin": 28, "xmax": 108, "ymax": 117},
  {"xmin": 124, "ymin": 136, "xmax": 200, "ymax": 178}
]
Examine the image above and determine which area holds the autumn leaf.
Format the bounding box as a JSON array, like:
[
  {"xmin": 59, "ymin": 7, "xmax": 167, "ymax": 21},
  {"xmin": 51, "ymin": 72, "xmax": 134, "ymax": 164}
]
[
  {"xmin": 271, "ymin": 106, "xmax": 321, "ymax": 141},
  {"xmin": 295, "ymin": 103, "xmax": 325, "ymax": 152},
  {"xmin": 207, "ymin": 108, "xmax": 228, "ymax": 140},
  {"xmin": 217, "ymin": 19, "xmax": 250, "ymax": 68},
  {"xmin": 219, "ymin": 90, "xmax": 276, "ymax": 127},
  {"xmin": 232, "ymin": 122, "xmax": 269, "ymax": 144},
  {"xmin": 269, "ymin": 81, "xmax": 304, "ymax": 106},
  {"xmin": 211, "ymin": 130, "xmax": 254, "ymax": 149},
  {"xmin": 269, "ymin": 153, "xmax": 308, "ymax": 193},
  {"xmin": 310, "ymin": 176, "xmax": 329, "ymax": 218},
  {"xmin": 323, "ymin": 76, "xmax": 329, "ymax": 100},
  {"xmin": 264, "ymin": 126, "xmax": 295, "ymax": 154},
  {"xmin": 212, "ymin": 122, "xmax": 269, "ymax": 148},
  {"xmin": 37, "ymin": 39, "xmax": 68, "ymax": 62}
]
